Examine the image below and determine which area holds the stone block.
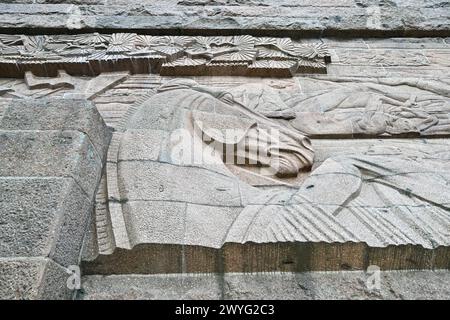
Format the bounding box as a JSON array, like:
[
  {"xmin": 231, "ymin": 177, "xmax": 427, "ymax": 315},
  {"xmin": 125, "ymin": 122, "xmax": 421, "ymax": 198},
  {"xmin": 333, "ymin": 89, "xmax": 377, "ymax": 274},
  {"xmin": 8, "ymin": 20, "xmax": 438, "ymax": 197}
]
[
  {"xmin": 78, "ymin": 270, "xmax": 450, "ymax": 300},
  {"xmin": 0, "ymin": 130, "xmax": 102, "ymax": 196},
  {"xmin": 0, "ymin": 3, "xmax": 448, "ymax": 37},
  {"xmin": 0, "ymin": 257, "xmax": 72, "ymax": 300},
  {"xmin": 82, "ymin": 245, "xmax": 184, "ymax": 275},
  {"xmin": 0, "ymin": 99, "xmax": 111, "ymax": 160},
  {"xmin": 0, "ymin": 177, "xmax": 92, "ymax": 267},
  {"xmin": 224, "ymin": 270, "xmax": 450, "ymax": 300},
  {"xmin": 80, "ymin": 274, "xmax": 222, "ymax": 300}
]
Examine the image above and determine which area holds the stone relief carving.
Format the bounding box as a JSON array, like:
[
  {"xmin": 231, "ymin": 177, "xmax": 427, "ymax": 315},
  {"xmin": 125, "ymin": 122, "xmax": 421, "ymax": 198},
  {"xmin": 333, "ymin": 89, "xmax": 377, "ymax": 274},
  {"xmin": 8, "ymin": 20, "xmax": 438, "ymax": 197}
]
[
  {"xmin": 335, "ymin": 49, "xmax": 430, "ymax": 67},
  {"xmin": 229, "ymin": 141, "xmax": 450, "ymax": 248},
  {"xmin": 0, "ymin": 65, "xmax": 449, "ymax": 269},
  {"xmin": 184, "ymin": 76, "xmax": 450, "ymax": 137},
  {"xmin": 280, "ymin": 77, "xmax": 450, "ymax": 137},
  {"xmin": 1, "ymin": 62, "xmax": 449, "ymax": 273},
  {"xmin": 4, "ymin": 70, "xmax": 449, "ymax": 138},
  {"xmin": 0, "ymin": 34, "xmax": 330, "ymax": 77},
  {"xmin": 0, "ymin": 71, "xmax": 129, "ymax": 100},
  {"xmin": 154, "ymin": 79, "xmax": 314, "ymax": 178},
  {"xmin": 85, "ymin": 79, "xmax": 450, "ymax": 261}
]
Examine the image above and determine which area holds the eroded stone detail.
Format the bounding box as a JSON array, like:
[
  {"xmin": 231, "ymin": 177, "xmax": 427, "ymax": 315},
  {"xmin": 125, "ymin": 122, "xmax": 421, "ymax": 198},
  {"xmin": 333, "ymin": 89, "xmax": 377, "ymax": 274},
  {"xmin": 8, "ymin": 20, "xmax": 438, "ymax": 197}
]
[
  {"xmin": 0, "ymin": 99, "xmax": 111, "ymax": 299},
  {"xmin": 0, "ymin": 34, "xmax": 330, "ymax": 77},
  {"xmin": 289, "ymin": 77, "xmax": 450, "ymax": 137}
]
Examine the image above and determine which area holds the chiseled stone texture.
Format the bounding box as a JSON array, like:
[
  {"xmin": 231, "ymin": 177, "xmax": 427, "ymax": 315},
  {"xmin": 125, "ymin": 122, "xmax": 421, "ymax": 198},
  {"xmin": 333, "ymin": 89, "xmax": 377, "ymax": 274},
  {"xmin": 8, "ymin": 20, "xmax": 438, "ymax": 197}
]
[
  {"xmin": 0, "ymin": 98, "xmax": 110, "ymax": 299},
  {"xmin": 0, "ymin": 130, "xmax": 101, "ymax": 196},
  {"xmin": 0, "ymin": 98, "xmax": 111, "ymax": 158},
  {"xmin": 0, "ymin": 1, "xmax": 448, "ymax": 36},
  {"xmin": 0, "ymin": 178, "xmax": 92, "ymax": 267},
  {"xmin": 0, "ymin": 257, "xmax": 72, "ymax": 300},
  {"xmin": 79, "ymin": 270, "xmax": 450, "ymax": 300},
  {"xmin": 223, "ymin": 271, "xmax": 450, "ymax": 300},
  {"xmin": 80, "ymin": 273, "xmax": 223, "ymax": 300}
]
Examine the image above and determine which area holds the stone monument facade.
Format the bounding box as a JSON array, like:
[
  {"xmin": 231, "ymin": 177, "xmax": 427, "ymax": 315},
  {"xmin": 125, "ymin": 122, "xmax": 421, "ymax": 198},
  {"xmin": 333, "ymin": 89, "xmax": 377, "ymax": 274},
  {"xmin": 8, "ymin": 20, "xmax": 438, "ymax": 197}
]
[{"xmin": 0, "ymin": 0, "xmax": 449, "ymax": 299}]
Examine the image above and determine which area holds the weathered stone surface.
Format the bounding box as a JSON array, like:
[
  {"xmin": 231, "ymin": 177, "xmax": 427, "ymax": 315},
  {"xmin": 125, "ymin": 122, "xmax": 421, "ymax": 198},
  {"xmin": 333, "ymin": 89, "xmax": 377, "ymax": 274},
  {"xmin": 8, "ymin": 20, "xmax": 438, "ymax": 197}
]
[
  {"xmin": 226, "ymin": 138, "xmax": 450, "ymax": 248},
  {"xmin": 0, "ymin": 178, "xmax": 91, "ymax": 266},
  {"xmin": 80, "ymin": 273, "xmax": 222, "ymax": 300},
  {"xmin": 283, "ymin": 75, "xmax": 449, "ymax": 134},
  {"xmin": 79, "ymin": 270, "xmax": 450, "ymax": 300},
  {"xmin": 185, "ymin": 204, "xmax": 242, "ymax": 248},
  {"xmin": 0, "ymin": 257, "xmax": 72, "ymax": 300},
  {"xmin": 118, "ymin": 162, "xmax": 243, "ymax": 206},
  {"xmin": 0, "ymin": 1, "xmax": 448, "ymax": 37},
  {"xmin": 82, "ymin": 241, "xmax": 450, "ymax": 275},
  {"xmin": 224, "ymin": 270, "xmax": 450, "ymax": 300},
  {"xmin": 0, "ymin": 99, "xmax": 111, "ymax": 158},
  {"xmin": 0, "ymin": 34, "xmax": 330, "ymax": 77},
  {"xmin": 123, "ymin": 201, "xmax": 186, "ymax": 245},
  {"xmin": 0, "ymin": 98, "xmax": 110, "ymax": 299},
  {"xmin": 118, "ymin": 129, "xmax": 168, "ymax": 161},
  {"xmin": 0, "ymin": 130, "xmax": 101, "ymax": 196}
]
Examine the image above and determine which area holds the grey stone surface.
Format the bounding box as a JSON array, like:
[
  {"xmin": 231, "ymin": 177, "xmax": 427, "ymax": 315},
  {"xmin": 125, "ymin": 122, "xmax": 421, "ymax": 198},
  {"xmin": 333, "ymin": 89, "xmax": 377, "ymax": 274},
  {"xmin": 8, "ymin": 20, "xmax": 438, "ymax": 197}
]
[
  {"xmin": 80, "ymin": 273, "xmax": 222, "ymax": 300},
  {"xmin": 118, "ymin": 129, "xmax": 168, "ymax": 161},
  {"xmin": 0, "ymin": 177, "xmax": 92, "ymax": 267},
  {"xmin": 123, "ymin": 201, "xmax": 186, "ymax": 245},
  {"xmin": 0, "ymin": 1, "xmax": 448, "ymax": 37},
  {"xmin": 185, "ymin": 204, "xmax": 242, "ymax": 248},
  {"xmin": 118, "ymin": 161, "xmax": 243, "ymax": 206},
  {"xmin": 0, "ymin": 257, "xmax": 72, "ymax": 300},
  {"xmin": 224, "ymin": 270, "xmax": 450, "ymax": 300},
  {"xmin": 227, "ymin": 138, "xmax": 450, "ymax": 249},
  {"xmin": 0, "ymin": 98, "xmax": 110, "ymax": 299},
  {"xmin": 289, "ymin": 76, "xmax": 450, "ymax": 137},
  {"xmin": 81, "ymin": 242, "xmax": 449, "ymax": 275},
  {"xmin": 1, "ymin": 99, "xmax": 111, "ymax": 159},
  {"xmin": 79, "ymin": 270, "xmax": 450, "ymax": 300},
  {"xmin": 0, "ymin": 34, "xmax": 329, "ymax": 78},
  {"xmin": 0, "ymin": 130, "xmax": 102, "ymax": 196}
]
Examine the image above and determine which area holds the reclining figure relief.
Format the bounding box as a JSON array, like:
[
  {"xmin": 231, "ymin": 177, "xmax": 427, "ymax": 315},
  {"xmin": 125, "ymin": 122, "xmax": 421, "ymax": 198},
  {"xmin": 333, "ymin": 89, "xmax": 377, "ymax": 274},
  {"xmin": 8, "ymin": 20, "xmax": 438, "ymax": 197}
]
[
  {"xmin": 100, "ymin": 79, "xmax": 450, "ymax": 255},
  {"xmin": 285, "ymin": 77, "xmax": 450, "ymax": 137}
]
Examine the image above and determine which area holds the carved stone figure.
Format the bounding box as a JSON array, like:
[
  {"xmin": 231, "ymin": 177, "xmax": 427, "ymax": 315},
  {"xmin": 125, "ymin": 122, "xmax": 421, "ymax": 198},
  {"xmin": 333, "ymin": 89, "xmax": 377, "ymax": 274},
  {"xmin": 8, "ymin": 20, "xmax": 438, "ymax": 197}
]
[
  {"xmin": 1, "ymin": 1, "xmax": 450, "ymax": 300},
  {"xmin": 286, "ymin": 77, "xmax": 450, "ymax": 137},
  {"xmin": 94, "ymin": 80, "xmax": 450, "ymax": 259}
]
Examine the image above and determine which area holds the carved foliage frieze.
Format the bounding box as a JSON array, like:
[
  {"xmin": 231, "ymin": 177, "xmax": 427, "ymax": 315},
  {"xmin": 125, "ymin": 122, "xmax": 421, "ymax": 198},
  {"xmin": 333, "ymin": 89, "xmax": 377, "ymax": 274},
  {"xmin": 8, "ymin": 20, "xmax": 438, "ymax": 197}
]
[{"xmin": 0, "ymin": 34, "xmax": 331, "ymax": 77}]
